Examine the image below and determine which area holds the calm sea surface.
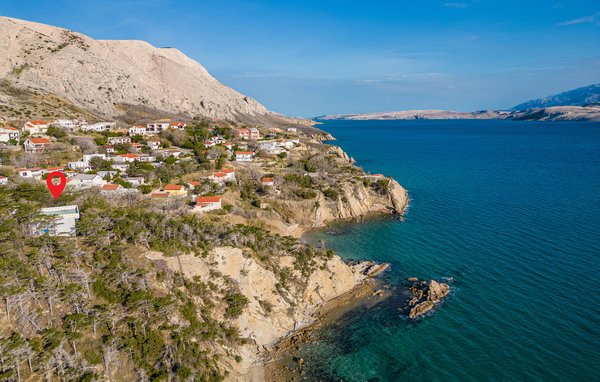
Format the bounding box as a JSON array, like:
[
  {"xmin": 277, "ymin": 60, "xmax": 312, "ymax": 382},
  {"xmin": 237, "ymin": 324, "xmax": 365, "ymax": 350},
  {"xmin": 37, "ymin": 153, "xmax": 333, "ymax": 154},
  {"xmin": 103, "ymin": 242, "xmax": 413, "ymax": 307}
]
[{"xmin": 302, "ymin": 119, "xmax": 600, "ymax": 381}]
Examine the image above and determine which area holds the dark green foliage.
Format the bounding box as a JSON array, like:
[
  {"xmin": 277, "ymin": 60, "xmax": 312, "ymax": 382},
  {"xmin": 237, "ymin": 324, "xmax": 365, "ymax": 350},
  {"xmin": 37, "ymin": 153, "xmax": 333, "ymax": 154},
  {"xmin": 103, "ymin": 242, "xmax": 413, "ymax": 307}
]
[
  {"xmin": 224, "ymin": 293, "xmax": 249, "ymax": 318},
  {"xmin": 46, "ymin": 126, "xmax": 67, "ymax": 138}
]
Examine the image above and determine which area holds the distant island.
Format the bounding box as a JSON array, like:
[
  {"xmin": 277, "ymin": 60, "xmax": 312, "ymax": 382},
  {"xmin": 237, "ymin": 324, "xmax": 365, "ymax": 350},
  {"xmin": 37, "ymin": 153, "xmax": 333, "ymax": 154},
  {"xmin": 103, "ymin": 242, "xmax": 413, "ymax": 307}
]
[{"xmin": 318, "ymin": 84, "xmax": 600, "ymax": 122}]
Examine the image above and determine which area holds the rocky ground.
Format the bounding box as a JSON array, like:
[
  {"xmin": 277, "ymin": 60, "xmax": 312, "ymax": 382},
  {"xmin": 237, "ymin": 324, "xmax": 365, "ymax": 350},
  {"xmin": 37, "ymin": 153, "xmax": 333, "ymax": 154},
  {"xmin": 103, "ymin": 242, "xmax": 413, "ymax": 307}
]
[{"xmin": 401, "ymin": 278, "xmax": 451, "ymax": 319}]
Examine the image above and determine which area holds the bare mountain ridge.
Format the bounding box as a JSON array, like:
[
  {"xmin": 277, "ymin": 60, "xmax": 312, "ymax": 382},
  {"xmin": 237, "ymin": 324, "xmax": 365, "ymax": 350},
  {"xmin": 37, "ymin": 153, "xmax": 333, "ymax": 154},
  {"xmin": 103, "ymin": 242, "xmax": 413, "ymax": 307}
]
[
  {"xmin": 0, "ymin": 16, "xmax": 310, "ymax": 126},
  {"xmin": 511, "ymin": 83, "xmax": 600, "ymax": 110}
]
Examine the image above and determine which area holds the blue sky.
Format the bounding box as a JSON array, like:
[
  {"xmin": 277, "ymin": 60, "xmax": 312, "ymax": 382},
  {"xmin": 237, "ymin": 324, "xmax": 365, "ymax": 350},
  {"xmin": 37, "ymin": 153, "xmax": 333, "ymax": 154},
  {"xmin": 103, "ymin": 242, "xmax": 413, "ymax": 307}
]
[{"xmin": 2, "ymin": 0, "xmax": 599, "ymax": 116}]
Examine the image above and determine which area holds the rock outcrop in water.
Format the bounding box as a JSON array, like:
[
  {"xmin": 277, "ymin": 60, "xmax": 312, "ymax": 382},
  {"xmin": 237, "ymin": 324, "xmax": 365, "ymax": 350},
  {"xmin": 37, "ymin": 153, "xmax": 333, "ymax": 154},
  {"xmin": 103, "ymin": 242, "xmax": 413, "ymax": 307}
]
[{"xmin": 402, "ymin": 278, "xmax": 450, "ymax": 319}]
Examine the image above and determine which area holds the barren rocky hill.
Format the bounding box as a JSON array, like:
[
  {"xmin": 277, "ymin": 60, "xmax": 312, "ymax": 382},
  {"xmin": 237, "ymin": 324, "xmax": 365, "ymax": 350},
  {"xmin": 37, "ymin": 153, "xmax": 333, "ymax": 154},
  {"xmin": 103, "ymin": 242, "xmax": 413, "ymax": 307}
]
[{"xmin": 0, "ymin": 16, "xmax": 305, "ymax": 125}]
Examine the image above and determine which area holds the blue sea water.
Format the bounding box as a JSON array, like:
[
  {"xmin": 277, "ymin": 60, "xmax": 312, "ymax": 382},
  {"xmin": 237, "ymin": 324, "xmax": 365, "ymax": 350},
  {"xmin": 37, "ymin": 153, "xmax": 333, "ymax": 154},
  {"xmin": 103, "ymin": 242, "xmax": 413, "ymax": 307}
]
[{"xmin": 301, "ymin": 119, "xmax": 600, "ymax": 381}]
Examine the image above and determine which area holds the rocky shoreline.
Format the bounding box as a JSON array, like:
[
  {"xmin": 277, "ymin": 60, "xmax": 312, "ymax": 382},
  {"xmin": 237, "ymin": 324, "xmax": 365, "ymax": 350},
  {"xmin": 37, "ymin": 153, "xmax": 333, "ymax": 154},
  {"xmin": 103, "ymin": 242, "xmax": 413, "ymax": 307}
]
[{"xmin": 401, "ymin": 278, "xmax": 451, "ymax": 318}]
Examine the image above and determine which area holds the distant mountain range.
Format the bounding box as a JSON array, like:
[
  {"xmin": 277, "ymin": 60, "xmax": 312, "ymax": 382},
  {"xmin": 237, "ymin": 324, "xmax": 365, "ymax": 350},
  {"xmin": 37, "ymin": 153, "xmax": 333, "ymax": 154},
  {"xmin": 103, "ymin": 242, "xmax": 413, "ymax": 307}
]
[
  {"xmin": 318, "ymin": 84, "xmax": 600, "ymax": 122},
  {"xmin": 511, "ymin": 83, "xmax": 600, "ymax": 110}
]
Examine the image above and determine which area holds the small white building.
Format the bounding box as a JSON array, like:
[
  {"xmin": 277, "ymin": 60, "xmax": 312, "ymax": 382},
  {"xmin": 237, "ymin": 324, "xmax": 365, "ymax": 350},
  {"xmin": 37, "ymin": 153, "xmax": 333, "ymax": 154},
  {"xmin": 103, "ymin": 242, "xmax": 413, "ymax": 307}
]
[
  {"xmin": 193, "ymin": 196, "xmax": 222, "ymax": 212},
  {"xmin": 35, "ymin": 205, "xmax": 80, "ymax": 237},
  {"xmin": 0, "ymin": 176, "xmax": 7, "ymax": 185},
  {"xmin": 68, "ymin": 174, "xmax": 106, "ymax": 190},
  {"xmin": 170, "ymin": 122, "xmax": 186, "ymax": 130},
  {"xmin": 115, "ymin": 153, "xmax": 140, "ymax": 163},
  {"xmin": 147, "ymin": 122, "xmax": 170, "ymax": 132},
  {"xmin": 108, "ymin": 137, "xmax": 131, "ymax": 145},
  {"xmin": 97, "ymin": 170, "xmax": 118, "ymax": 178},
  {"xmin": 235, "ymin": 151, "xmax": 255, "ymax": 162},
  {"xmin": 24, "ymin": 121, "xmax": 48, "ymax": 134},
  {"xmin": 111, "ymin": 163, "xmax": 130, "ymax": 171},
  {"xmin": 83, "ymin": 122, "xmax": 113, "ymax": 132},
  {"xmin": 287, "ymin": 127, "xmax": 297, "ymax": 132},
  {"xmin": 147, "ymin": 140, "xmax": 161, "ymax": 150},
  {"xmin": 0, "ymin": 126, "xmax": 20, "ymax": 143},
  {"xmin": 55, "ymin": 119, "xmax": 74, "ymax": 130},
  {"xmin": 128, "ymin": 126, "xmax": 147, "ymax": 136},
  {"xmin": 204, "ymin": 141, "xmax": 216, "ymax": 148},
  {"xmin": 16, "ymin": 168, "xmax": 43, "ymax": 178},
  {"xmin": 261, "ymin": 177, "xmax": 275, "ymax": 187},
  {"xmin": 101, "ymin": 184, "xmax": 125, "ymax": 194},
  {"xmin": 220, "ymin": 168, "xmax": 236, "ymax": 180}
]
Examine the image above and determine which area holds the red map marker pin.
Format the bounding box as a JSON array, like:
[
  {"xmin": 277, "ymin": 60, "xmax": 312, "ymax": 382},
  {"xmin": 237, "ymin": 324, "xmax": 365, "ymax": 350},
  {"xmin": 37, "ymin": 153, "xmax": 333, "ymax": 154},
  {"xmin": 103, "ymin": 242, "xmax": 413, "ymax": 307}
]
[{"xmin": 46, "ymin": 171, "xmax": 67, "ymax": 199}]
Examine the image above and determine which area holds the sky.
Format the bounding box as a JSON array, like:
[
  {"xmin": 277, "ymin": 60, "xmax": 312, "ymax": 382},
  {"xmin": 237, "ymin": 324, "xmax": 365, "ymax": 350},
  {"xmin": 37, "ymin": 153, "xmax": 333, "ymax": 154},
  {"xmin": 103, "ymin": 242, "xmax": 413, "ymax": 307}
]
[{"xmin": 2, "ymin": 0, "xmax": 599, "ymax": 117}]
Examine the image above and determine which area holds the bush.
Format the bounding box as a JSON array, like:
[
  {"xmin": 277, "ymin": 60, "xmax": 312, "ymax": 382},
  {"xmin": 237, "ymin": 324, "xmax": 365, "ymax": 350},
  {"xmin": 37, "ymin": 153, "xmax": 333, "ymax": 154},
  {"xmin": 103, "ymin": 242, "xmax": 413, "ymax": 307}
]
[
  {"xmin": 46, "ymin": 126, "xmax": 66, "ymax": 138},
  {"xmin": 323, "ymin": 188, "xmax": 339, "ymax": 200},
  {"xmin": 224, "ymin": 293, "xmax": 248, "ymax": 318}
]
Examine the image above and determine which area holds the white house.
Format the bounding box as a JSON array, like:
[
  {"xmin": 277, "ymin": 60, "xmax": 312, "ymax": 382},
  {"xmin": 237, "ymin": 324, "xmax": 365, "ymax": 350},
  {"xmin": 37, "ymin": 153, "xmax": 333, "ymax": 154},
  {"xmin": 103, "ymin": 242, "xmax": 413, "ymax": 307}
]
[
  {"xmin": 97, "ymin": 170, "xmax": 118, "ymax": 178},
  {"xmin": 210, "ymin": 136, "xmax": 226, "ymax": 144},
  {"xmin": 171, "ymin": 122, "xmax": 186, "ymax": 130},
  {"xmin": 67, "ymin": 174, "xmax": 106, "ymax": 190},
  {"xmin": 221, "ymin": 168, "xmax": 236, "ymax": 180},
  {"xmin": 0, "ymin": 176, "xmax": 7, "ymax": 185},
  {"xmin": 147, "ymin": 122, "xmax": 170, "ymax": 132},
  {"xmin": 147, "ymin": 140, "xmax": 161, "ymax": 150},
  {"xmin": 193, "ymin": 196, "xmax": 222, "ymax": 212},
  {"xmin": 261, "ymin": 177, "xmax": 275, "ymax": 187},
  {"xmin": 34, "ymin": 205, "xmax": 80, "ymax": 237},
  {"xmin": 121, "ymin": 176, "xmax": 145, "ymax": 187},
  {"xmin": 111, "ymin": 163, "xmax": 130, "ymax": 171},
  {"xmin": 278, "ymin": 140, "xmax": 294, "ymax": 149},
  {"xmin": 105, "ymin": 145, "xmax": 115, "ymax": 154},
  {"xmin": 101, "ymin": 184, "xmax": 125, "ymax": 194},
  {"xmin": 0, "ymin": 126, "xmax": 20, "ymax": 143},
  {"xmin": 108, "ymin": 136, "xmax": 131, "ymax": 145},
  {"xmin": 24, "ymin": 138, "xmax": 51, "ymax": 154},
  {"xmin": 287, "ymin": 127, "xmax": 297, "ymax": 132},
  {"xmin": 16, "ymin": 168, "xmax": 43, "ymax": 178},
  {"xmin": 235, "ymin": 151, "xmax": 255, "ymax": 162},
  {"xmin": 68, "ymin": 153, "xmax": 106, "ymax": 171},
  {"xmin": 129, "ymin": 126, "xmax": 147, "ymax": 136},
  {"xmin": 209, "ymin": 172, "xmax": 228, "ymax": 183},
  {"xmin": 83, "ymin": 122, "xmax": 113, "ymax": 132},
  {"xmin": 223, "ymin": 142, "xmax": 233, "ymax": 151},
  {"xmin": 55, "ymin": 119, "xmax": 74, "ymax": 130},
  {"xmin": 115, "ymin": 153, "xmax": 140, "ymax": 163},
  {"xmin": 163, "ymin": 149, "xmax": 181, "ymax": 158},
  {"xmin": 204, "ymin": 141, "xmax": 216, "ymax": 148},
  {"xmin": 24, "ymin": 120, "xmax": 48, "ymax": 134},
  {"xmin": 236, "ymin": 128, "xmax": 250, "ymax": 139}
]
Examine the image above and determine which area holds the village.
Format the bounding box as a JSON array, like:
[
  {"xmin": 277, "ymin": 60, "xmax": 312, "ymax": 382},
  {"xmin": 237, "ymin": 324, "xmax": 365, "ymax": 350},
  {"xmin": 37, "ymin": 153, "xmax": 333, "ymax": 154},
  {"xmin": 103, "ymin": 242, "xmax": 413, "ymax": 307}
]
[{"xmin": 1, "ymin": 116, "xmax": 394, "ymax": 236}]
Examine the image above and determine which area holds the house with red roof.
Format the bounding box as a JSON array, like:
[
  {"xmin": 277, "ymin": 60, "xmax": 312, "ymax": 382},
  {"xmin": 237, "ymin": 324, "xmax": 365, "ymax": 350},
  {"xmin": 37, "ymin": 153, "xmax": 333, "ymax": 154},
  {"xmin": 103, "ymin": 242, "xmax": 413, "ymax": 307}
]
[
  {"xmin": 115, "ymin": 153, "xmax": 140, "ymax": 163},
  {"xmin": 235, "ymin": 151, "xmax": 255, "ymax": 162},
  {"xmin": 24, "ymin": 138, "xmax": 51, "ymax": 153},
  {"xmin": 261, "ymin": 177, "xmax": 275, "ymax": 187},
  {"xmin": 101, "ymin": 184, "xmax": 125, "ymax": 194},
  {"xmin": 163, "ymin": 184, "xmax": 187, "ymax": 196},
  {"xmin": 0, "ymin": 176, "xmax": 7, "ymax": 186},
  {"xmin": 0, "ymin": 126, "xmax": 20, "ymax": 143},
  {"xmin": 193, "ymin": 196, "xmax": 222, "ymax": 212},
  {"xmin": 24, "ymin": 120, "xmax": 48, "ymax": 134},
  {"xmin": 221, "ymin": 168, "xmax": 236, "ymax": 180},
  {"xmin": 236, "ymin": 128, "xmax": 250, "ymax": 139},
  {"xmin": 105, "ymin": 145, "xmax": 115, "ymax": 154},
  {"xmin": 170, "ymin": 122, "xmax": 186, "ymax": 130},
  {"xmin": 187, "ymin": 180, "xmax": 202, "ymax": 189}
]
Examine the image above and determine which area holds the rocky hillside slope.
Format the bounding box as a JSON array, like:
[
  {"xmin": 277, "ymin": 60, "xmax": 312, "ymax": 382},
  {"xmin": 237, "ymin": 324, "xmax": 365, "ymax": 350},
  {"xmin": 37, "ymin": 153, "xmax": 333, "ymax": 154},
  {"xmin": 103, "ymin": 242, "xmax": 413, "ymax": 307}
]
[
  {"xmin": 0, "ymin": 16, "xmax": 304, "ymax": 125},
  {"xmin": 511, "ymin": 83, "xmax": 600, "ymax": 110}
]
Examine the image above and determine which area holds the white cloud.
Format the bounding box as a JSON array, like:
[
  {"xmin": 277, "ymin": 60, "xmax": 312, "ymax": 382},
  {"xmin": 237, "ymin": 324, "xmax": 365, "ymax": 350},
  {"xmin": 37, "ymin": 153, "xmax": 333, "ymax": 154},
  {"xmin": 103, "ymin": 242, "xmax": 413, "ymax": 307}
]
[
  {"xmin": 556, "ymin": 15, "xmax": 595, "ymax": 26},
  {"xmin": 444, "ymin": 2, "xmax": 468, "ymax": 8}
]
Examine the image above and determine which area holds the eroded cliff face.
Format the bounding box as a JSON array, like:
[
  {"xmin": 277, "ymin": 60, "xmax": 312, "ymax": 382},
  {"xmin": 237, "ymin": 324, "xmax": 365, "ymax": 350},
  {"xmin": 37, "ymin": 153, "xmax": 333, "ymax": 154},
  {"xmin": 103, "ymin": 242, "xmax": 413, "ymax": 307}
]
[
  {"xmin": 0, "ymin": 16, "xmax": 292, "ymax": 123},
  {"xmin": 145, "ymin": 247, "xmax": 378, "ymax": 380}
]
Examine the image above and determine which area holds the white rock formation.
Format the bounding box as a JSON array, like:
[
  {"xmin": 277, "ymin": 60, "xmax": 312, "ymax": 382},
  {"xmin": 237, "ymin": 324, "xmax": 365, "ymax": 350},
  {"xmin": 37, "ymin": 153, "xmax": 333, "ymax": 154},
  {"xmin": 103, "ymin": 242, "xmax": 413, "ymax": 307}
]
[{"xmin": 0, "ymin": 16, "xmax": 278, "ymax": 121}]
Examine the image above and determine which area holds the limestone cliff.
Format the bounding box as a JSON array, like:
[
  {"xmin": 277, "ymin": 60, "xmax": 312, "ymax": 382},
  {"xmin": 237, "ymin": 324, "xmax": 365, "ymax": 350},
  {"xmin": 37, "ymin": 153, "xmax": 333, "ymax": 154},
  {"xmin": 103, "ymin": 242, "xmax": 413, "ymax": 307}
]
[
  {"xmin": 0, "ymin": 16, "xmax": 301, "ymax": 124},
  {"xmin": 145, "ymin": 247, "xmax": 384, "ymax": 380}
]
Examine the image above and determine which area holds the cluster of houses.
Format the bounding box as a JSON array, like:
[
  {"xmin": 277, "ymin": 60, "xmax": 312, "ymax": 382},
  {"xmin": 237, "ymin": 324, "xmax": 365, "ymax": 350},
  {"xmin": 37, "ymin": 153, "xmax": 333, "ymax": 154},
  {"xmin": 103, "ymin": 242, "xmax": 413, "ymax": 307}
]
[{"xmin": 128, "ymin": 122, "xmax": 187, "ymax": 136}]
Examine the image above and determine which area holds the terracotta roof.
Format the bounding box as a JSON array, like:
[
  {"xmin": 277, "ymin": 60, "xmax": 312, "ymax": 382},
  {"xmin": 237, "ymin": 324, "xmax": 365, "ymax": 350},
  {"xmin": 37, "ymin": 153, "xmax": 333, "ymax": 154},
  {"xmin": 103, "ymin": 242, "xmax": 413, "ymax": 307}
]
[
  {"xmin": 131, "ymin": 143, "xmax": 142, "ymax": 146},
  {"xmin": 28, "ymin": 138, "xmax": 50, "ymax": 144},
  {"xmin": 151, "ymin": 193, "xmax": 169, "ymax": 198},
  {"xmin": 102, "ymin": 184, "xmax": 121, "ymax": 191},
  {"xmin": 221, "ymin": 168, "xmax": 234, "ymax": 173},
  {"xmin": 188, "ymin": 181, "xmax": 202, "ymax": 186},
  {"xmin": 45, "ymin": 167, "xmax": 63, "ymax": 171},
  {"xmin": 167, "ymin": 149, "xmax": 180, "ymax": 153},
  {"xmin": 27, "ymin": 120, "xmax": 46, "ymax": 125},
  {"xmin": 164, "ymin": 185, "xmax": 183, "ymax": 191},
  {"xmin": 133, "ymin": 126, "xmax": 145, "ymax": 129},
  {"xmin": 262, "ymin": 177, "xmax": 274, "ymax": 182},
  {"xmin": 29, "ymin": 167, "xmax": 41, "ymax": 171},
  {"xmin": 106, "ymin": 145, "xmax": 114, "ymax": 148},
  {"xmin": 196, "ymin": 196, "xmax": 220, "ymax": 203},
  {"xmin": 237, "ymin": 128, "xmax": 249, "ymax": 132},
  {"xmin": 235, "ymin": 151, "xmax": 254, "ymax": 155},
  {"xmin": 213, "ymin": 173, "xmax": 226, "ymax": 178},
  {"xmin": 3, "ymin": 126, "xmax": 17, "ymax": 131},
  {"xmin": 119, "ymin": 153, "xmax": 139, "ymax": 158},
  {"xmin": 16, "ymin": 169, "xmax": 26, "ymax": 172}
]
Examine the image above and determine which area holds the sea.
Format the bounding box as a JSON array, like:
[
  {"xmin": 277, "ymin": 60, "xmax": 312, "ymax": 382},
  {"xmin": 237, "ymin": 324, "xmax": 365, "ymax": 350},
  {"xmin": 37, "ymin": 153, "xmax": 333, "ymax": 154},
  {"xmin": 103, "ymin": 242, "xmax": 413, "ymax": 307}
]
[{"xmin": 300, "ymin": 119, "xmax": 600, "ymax": 381}]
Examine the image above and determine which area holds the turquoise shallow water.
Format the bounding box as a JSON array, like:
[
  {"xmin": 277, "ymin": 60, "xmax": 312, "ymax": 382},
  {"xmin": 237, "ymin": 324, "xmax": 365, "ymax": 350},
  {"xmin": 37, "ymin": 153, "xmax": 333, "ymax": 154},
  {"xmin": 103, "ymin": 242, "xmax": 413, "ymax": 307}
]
[{"xmin": 302, "ymin": 119, "xmax": 600, "ymax": 381}]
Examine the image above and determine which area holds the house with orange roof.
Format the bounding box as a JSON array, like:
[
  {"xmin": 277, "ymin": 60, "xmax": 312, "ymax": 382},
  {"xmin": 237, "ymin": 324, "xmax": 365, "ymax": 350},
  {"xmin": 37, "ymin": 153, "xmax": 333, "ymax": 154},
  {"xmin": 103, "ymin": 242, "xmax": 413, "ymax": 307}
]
[
  {"xmin": 193, "ymin": 196, "xmax": 221, "ymax": 212},
  {"xmin": 187, "ymin": 180, "xmax": 202, "ymax": 189},
  {"xmin": 0, "ymin": 176, "xmax": 7, "ymax": 186},
  {"xmin": 235, "ymin": 151, "xmax": 255, "ymax": 161},
  {"xmin": 128, "ymin": 126, "xmax": 147, "ymax": 136},
  {"xmin": 24, "ymin": 120, "xmax": 48, "ymax": 134},
  {"xmin": 42, "ymin": 167, "xmax": 64, "ymax": 176},
  {"xmin": 261, "ymin": 177, "xmax": 275, "ymax": 187},
  {"xmin": 151, "ymin": 192, "xmax": 169, "ymax": 199},
  {"xmin": 236, "ymin": 128, "xmax": 250, "ymax": 139},
  {"xmin": 16, "ymin": 168, "xmax": 43, "ymax": 178},
  {"xmin": 101, "ymin": 184, "xmax": 125, "ymax": 194},
  {"xmin": 0, "ymin": 126, "xmax": 20, "ymax": 143},
  {"xmin": 130, "ymin": 142, "xmax": 143, "ymax": 151},
  {"xmin": 220, "ymin": 168, "xmax": 236, "ymax": 180},
  {"xmin": 24, "ymin": 138, "xmax": 51, "ymax": 153},
  {"xmin": 171, "ymin": 122, "xmax": 186, "ymax": 130},
  {"xmin": 204, "ymin": 141, "xmax": 216, "ymax": 148},
  {"xmin": 115, "ymin": 153, "xmax": 140, "ymax": 163},
  {"xmin": 163, "ymin": 184, "xmax": 187, "ymax": 196}
]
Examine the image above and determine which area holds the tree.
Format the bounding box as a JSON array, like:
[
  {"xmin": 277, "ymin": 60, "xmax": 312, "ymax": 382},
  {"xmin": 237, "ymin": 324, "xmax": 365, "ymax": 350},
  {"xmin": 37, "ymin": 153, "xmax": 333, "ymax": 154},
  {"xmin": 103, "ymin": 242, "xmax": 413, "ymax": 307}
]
[{"xmin": 46, "ymin": 127, "xmax": 66, "ymax": 139}]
